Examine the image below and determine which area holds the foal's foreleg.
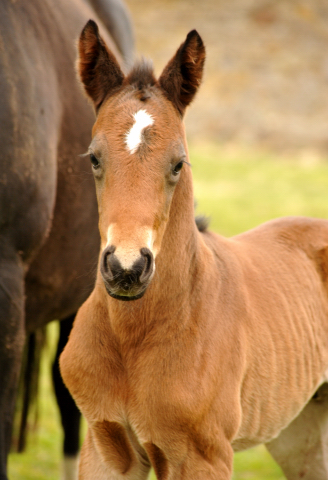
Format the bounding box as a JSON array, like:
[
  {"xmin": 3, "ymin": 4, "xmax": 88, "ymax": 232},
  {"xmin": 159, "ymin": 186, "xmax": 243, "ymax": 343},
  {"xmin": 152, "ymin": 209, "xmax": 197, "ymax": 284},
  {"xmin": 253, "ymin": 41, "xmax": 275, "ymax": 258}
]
[
  {"xmin": 168, "ymin": 448, "xmax": 233, "ymax": 480},
  {"xmin": 79, "ymin": 427, "xmax": 151, "ymax": 480},
  {"xmin": 266, "ymin": 383, "xmax": 328, "ymax": 480},
  {"xmin": 143, "ymin": 436, "xmax": 233, "ymax": 480}
]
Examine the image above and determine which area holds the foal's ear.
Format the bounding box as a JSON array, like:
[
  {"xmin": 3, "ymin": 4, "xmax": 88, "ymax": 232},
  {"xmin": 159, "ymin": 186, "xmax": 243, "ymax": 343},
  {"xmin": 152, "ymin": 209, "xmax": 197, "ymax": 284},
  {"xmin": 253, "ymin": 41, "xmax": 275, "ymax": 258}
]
[
  {"xmin": 78, "ymin": 20, "xmax": 124, "ymax": 110},
  {"xmin": 159, "ymin": 30, "xmax": 205, "ymax": 116}
]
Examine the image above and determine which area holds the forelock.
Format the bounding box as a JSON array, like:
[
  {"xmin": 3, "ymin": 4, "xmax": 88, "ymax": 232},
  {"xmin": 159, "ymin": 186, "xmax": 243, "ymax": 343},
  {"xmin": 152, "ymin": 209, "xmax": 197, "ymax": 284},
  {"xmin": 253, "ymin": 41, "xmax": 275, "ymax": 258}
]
[{"xmin": 124, "ymin": 59, "xmax": 157, "ymax": 101}]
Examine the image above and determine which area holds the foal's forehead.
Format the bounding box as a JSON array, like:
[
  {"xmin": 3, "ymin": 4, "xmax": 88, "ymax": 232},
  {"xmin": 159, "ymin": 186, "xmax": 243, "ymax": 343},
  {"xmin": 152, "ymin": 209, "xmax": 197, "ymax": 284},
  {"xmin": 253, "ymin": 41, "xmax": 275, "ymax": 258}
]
[{"xmin": 93, "ymin": 89, "xmax": 183, "ymax": 154}]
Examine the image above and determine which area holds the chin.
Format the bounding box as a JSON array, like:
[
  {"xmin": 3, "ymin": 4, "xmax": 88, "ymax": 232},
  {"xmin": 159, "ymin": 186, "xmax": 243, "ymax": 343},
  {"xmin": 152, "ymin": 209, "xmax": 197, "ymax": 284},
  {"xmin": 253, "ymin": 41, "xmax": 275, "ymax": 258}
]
[{"xmin": 105, "ymin": 286, "xmax": 147, "ymax": 301}]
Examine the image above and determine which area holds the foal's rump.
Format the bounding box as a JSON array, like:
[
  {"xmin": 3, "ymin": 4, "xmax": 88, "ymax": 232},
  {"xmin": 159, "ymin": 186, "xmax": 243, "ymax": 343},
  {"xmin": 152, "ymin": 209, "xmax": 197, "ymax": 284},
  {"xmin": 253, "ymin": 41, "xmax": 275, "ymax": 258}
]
[{"xmin": 225, "ymin": 216, "xmax": 328, "ymax": 451}]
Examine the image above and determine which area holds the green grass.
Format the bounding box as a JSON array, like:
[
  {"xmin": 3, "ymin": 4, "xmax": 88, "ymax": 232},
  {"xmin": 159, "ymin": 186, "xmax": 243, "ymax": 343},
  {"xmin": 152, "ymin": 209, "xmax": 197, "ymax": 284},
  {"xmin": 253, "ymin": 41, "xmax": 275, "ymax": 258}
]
[
  {"xmin": 8, "ymin": 142, "xmax": 328, "ymax": 479},
  {"xmin": 191, "ymin": 142, "xmax": 328, "ymax": 236}
]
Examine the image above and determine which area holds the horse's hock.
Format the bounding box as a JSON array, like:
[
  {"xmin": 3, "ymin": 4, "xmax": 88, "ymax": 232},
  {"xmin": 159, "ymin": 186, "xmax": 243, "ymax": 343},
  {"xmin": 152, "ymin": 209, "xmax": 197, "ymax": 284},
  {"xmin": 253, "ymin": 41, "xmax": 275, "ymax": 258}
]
[{"xmin": 126, "ymin": 0, "xmax": 328, "ymax": 152}]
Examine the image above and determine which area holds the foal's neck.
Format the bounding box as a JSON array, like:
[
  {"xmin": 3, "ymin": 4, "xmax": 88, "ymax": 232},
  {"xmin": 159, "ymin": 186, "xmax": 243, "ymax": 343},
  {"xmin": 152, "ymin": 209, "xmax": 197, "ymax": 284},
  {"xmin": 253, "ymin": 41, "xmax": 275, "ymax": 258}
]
[
  {"xmin": 98, "ymin": 152, "xmax": 202, "ymax": 339},
  {"xmin": 158, "ymin": 161, "xmax": 200, "ymax": 274}
]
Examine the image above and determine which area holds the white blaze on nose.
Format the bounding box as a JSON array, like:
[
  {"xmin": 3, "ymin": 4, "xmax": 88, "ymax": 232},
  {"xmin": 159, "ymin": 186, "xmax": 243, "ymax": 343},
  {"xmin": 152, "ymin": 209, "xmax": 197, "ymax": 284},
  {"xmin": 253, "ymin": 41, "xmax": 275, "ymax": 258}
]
[
  {"xmin": 106, "ymin": 224, "xmax": 156, "ymax": 270},
  {"xmin": 125, "ymin": 109, "xmax": 154, "ymax": 154}
]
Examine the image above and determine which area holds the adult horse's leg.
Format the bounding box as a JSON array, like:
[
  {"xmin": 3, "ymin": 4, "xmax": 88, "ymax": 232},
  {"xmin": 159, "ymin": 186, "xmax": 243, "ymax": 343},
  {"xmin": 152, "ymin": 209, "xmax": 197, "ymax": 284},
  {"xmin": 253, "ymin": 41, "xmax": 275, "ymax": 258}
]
[
  {"xmin": 52, "ymin": 315, "xmax": 81, "ymax": 480},
  {"xmin": 0, "ymin": 254, "xmax": 25, "ymax": 480},
  {"xmin": 266, "ymin": 383, "xmax": 328, "ymax": 479}
]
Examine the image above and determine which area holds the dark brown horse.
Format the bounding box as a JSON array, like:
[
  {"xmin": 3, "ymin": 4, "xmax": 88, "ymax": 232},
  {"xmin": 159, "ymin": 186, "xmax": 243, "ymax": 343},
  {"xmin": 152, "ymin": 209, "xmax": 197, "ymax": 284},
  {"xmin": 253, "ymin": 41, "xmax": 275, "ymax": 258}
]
[
  {"xmin": 0, "ymin": 2, "xmax": 133, "ymax": 479},
  {"xmin": 61, "ymin": 22, "xmax": 328, "ymax": 480}
]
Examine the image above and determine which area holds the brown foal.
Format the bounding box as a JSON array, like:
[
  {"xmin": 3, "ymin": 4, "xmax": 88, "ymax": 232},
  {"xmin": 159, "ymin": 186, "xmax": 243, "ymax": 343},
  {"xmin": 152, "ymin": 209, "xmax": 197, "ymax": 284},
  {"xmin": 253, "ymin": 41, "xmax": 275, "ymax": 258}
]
[{"xmin": 60, "ymin": 21, "xmax": 328, "ymax": 479}]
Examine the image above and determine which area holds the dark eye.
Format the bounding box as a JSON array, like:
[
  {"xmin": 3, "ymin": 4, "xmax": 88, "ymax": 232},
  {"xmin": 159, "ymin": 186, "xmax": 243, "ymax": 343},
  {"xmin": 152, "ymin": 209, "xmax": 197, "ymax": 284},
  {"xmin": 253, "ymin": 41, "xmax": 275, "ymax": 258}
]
[
  {"xmin": 172, "ymin": 161, "xmax": 183, "ymax": 176},
  {"xmin": 90, "ymin": 153, "xmax": 100, "ymax": 170}
]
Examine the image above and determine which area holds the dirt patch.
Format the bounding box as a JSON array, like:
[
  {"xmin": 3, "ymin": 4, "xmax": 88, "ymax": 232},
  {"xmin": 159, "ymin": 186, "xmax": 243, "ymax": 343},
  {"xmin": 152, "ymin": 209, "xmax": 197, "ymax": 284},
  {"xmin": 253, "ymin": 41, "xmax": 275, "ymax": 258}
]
[{"xmin": 124, "ymin": 0, "xmax": 328, "ymax": 153}]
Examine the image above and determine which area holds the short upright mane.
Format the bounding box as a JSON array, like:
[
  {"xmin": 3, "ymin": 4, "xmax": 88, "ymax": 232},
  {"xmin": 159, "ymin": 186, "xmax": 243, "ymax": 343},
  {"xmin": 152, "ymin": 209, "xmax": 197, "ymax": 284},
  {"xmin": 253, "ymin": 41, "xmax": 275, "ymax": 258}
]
[
  {"xmin": 126, "ymin": 59, "xmax": 156, "ymax": 88},
  {"xmin": 124, "ymin": 59, "xmax": 157, "ymax": 101}
]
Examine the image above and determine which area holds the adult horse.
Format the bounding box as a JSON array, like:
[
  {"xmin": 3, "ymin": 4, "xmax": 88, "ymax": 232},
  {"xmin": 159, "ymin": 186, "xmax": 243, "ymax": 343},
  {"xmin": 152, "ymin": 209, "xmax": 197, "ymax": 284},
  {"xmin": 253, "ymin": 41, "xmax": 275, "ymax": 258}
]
[
  {"xmin": 61, "ymin": 22, "xmax": 328, "ymax": 480},
  {"xmin": 0, "ymin": 1, "xmax": 133, "ymax": 479}
]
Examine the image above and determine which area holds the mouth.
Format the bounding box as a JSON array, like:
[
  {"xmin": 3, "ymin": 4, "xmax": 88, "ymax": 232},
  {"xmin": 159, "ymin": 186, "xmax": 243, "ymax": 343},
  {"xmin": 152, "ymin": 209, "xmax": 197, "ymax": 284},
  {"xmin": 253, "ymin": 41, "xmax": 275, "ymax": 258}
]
[
  {"xmin": 103, "ymin": 281, "xmax": 147, "ymax": 301},
  {"xmin": 107, "ymin": 290, "xmax": 147, "ymax": 301}
]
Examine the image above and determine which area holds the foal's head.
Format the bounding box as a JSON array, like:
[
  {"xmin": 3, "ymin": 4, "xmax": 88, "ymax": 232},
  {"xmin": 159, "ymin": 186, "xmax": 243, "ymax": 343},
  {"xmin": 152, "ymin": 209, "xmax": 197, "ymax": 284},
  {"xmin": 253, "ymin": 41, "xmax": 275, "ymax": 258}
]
[{"xmin": 78, "ymin": 21, "xmax": 205, "ymax": 300}]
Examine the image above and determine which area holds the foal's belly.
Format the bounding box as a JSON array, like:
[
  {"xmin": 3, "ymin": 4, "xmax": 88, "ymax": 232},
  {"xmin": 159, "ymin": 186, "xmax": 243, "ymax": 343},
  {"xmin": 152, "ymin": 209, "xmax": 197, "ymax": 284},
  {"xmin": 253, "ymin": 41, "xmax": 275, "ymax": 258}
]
[{"xmin": 231, "ymin": 361, "xmax": 328, "ymax": 452}]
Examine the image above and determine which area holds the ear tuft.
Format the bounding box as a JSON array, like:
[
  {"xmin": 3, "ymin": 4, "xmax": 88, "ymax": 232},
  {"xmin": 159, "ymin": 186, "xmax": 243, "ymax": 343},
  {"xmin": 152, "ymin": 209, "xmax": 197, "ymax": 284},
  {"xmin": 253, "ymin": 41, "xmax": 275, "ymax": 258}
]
[
  {"xmin": 159, "ymin": 30, "xmax": 205, "ymax": 116},
  {"xmin": 78, "ymin": 20, "xmax": 124, "ymax": 111}
]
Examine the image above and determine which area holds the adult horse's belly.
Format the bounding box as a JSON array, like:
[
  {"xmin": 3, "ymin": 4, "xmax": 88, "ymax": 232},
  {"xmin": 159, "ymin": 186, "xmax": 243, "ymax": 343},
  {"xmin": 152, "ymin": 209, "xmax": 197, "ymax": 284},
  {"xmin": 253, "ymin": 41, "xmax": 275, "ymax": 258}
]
[
  {"xmin": 22, "ymin": 0, "xmax": 105, "ymax": 331},
  {"xmin": 24, "ymin": 194, "xmax": 100, "ymax": 331},
  {"xmin": 25, "ymin": 118, "xmax": 100, "ymax": 330},
  {"xmin": 21, "ymin": 0, "xmax": 124, "ymax": 331}
]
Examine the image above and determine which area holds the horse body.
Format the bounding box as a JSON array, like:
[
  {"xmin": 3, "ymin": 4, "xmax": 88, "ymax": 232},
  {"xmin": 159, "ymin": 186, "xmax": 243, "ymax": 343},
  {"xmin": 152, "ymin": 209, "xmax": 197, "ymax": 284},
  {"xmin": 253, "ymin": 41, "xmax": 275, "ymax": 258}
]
[
  {"xmin": 21, "ymin": 0, "xmax": 121, "ymax": 331},
  {"xmin": 61, "ymin": 24, "xmax": 328, "ymax": 480},
  {"xmin": 0, "ymin": 1, "xmax": 133, "ymax": 479}
]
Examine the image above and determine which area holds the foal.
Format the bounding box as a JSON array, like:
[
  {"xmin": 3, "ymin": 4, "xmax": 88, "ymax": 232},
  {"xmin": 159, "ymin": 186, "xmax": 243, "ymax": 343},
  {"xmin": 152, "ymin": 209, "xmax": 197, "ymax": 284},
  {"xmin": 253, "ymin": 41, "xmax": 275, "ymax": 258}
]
[{"xmin": 61, "ymin": 21, "xmax": 328, "ymax": 479}]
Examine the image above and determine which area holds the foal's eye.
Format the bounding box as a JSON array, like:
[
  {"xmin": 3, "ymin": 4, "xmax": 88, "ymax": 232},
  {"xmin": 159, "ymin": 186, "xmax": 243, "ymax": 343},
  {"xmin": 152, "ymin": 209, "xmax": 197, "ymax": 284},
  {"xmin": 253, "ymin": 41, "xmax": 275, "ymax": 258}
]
[
  {"xmin": 172, "ymin": 161, "xmax": 184, "ymax": 176},
  {"xmin": 90, "ymin": 154, "xmax": 100, "ymax": 170}
]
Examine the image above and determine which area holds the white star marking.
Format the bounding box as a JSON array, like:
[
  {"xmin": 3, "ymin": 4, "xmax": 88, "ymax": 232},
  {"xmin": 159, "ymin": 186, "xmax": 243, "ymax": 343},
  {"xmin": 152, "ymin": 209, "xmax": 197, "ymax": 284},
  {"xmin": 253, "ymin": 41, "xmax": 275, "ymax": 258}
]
[{"xmin": 125, "ymin": 109, "xmax": 154, "ymax": 154}]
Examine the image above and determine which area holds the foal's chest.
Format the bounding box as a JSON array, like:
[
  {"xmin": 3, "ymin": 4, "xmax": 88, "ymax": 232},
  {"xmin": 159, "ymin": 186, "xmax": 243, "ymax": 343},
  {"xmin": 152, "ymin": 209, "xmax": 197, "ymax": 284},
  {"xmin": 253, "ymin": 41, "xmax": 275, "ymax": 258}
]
[
  {"xmin": 75, "ymin": 333, "xmax": 222, "ymax": 458},
  {"xmin": 88, "ymin": 371, "xmax": 222, "ymax": 472}
]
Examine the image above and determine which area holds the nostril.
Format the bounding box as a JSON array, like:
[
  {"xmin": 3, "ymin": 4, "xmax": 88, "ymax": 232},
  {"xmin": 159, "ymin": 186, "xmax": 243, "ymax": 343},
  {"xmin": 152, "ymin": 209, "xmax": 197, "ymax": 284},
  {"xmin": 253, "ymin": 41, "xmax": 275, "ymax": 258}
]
[
  {"xmin": 139, "ymin": 247, "xmax": 154, "ymax": 283},
  {"xmin": 101, "ymin": 245, "xmax": 116, "ymax": 280},
  {"xmin": 107, "ymin": 246, "xmax": 116, "ymax": 253}
]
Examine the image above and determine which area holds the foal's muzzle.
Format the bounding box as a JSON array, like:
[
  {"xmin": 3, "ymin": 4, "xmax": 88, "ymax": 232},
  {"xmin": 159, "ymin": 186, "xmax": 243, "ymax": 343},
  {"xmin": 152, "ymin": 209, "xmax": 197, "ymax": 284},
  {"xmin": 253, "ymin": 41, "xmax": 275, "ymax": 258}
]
[{"xmin": 100, "ymin": 246, "xmax": 154, "ymax": 300}]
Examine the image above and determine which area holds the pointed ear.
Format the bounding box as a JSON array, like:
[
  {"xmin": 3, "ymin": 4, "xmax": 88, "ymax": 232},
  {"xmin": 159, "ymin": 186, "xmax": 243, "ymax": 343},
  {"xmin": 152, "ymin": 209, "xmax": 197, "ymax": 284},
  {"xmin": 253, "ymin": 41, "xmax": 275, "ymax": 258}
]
[
  {"xmin": 78, "ymin": 20, "xmax": 124, "ymax": 110},
  {"xmin": 158, "ymin": 30, "xmax": 205, "ymax": 116}
]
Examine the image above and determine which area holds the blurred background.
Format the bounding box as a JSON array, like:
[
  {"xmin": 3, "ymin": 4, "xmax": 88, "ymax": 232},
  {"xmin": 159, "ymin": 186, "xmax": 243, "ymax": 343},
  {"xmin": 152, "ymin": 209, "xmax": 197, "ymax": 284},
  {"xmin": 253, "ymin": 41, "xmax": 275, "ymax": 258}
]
[
  {"xmin": 125, "ymin": 0, "xmax": 328, "ymax": 154},
  {"xmin": 8, "ymin": 1, "xmax": 328, "ymax": 479}
]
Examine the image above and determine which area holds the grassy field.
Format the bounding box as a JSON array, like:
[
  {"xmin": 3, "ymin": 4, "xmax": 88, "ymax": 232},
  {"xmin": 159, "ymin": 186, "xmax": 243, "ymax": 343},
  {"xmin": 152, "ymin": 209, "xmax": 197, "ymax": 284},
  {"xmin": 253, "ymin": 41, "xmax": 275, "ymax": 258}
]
[{"xmin": 8, "ymin": 142, "xmax": 328, "ymax": 479}]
